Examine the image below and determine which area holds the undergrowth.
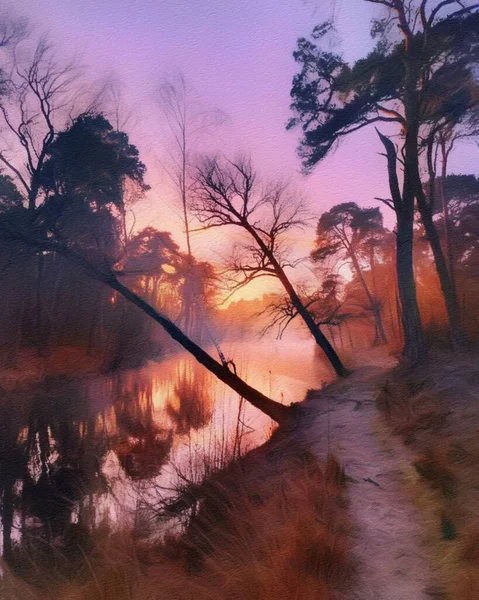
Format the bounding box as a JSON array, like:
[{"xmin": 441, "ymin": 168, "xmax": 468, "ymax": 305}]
[
  {"xmin": 1, "ymin": 445, "xmax": 354, "ymax": 600},
  {"xmin": 376, "ymin": 351, "xmax": 479, "ymax": 599}
]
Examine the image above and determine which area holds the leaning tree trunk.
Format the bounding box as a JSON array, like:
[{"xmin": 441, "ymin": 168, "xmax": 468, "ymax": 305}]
[
  {"xmin": 416, "ymin": 134, "xmax": 464, "ymax": 348},
  {"xmin": 106, "ymin": 277, "xmax": 292, "ymax": 424},
  {"xmin": 275, "ymin": 266, "xmax": 347, "ymax": 375},
  {"xmin": 6, "ymin": 225, "xmax": 293, "ymax": 424},
  {"xmin": 245, "ymin": 226, "xmax": 348, "ymax": 377}
]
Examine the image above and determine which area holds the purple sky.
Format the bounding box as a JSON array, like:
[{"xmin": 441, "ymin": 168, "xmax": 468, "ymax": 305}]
[{"xmin": 5, "ymin": 0, "xmax": 478, "ymax": 299}]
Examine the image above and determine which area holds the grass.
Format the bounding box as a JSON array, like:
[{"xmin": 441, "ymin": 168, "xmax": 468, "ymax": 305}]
[
  {"xmin": 375, "ymin": 350, "xmax": 479, "ymax": 600},
  {"xmin": 1, "ymin": 442, "xmax": 354, "ymax": 600}
]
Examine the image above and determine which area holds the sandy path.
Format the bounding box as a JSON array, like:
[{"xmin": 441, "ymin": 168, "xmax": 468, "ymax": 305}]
[{"xmin": 299, "ymin": 368, "xmax": 441, "ymax": 600}]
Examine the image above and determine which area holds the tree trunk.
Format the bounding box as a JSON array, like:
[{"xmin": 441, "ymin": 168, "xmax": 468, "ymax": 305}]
[
  {"xmin": 387, "ymin": 291, "xmax": 397, "ymax": 341},
  {"xmin": 107, "ymin": 277, "xmax": 292, "ymax": 424},
  {"xmin": 415, "ymin": 132, "xmax": 464, "ymax": 348},
  {"xmin": 349, "ymin": 249, "xmax": 387, "ymax": 345},
  {"xmin": 399, "ymin": 38, "xmax": 429, "ymax": 362},
  {"xmin": 395, "ymin": 286, "xmax": 403, "ymax": 344},
  {"xmin": 345, "ymin": 322, "xmax": 354, "ymax": 349},
  {"xmin": 2, "ymin": 481, "xmax": 14, "ymax": 564},
  {"xmin": 338, "ymin": 324, "xmax": 344, "ymax": 349},
  {"xmin": 279, "ymin": 272, "xmax": 347, "ymax": 376},
  {"xmin": 376, "ymin": 126, "xmax": 427, "ymax": 363},
  {"xmin": 396, "ymin": 211, "xmax": 426, "ymax": 363},
  {"xmin": 415, "ymin": 195, "xmax": 465, "ymax": 348},
  {"xmin": 34, "ymin": 252, "xmax": 45, "ymax": 355},
  {"xmin": 395, "ymin": 131, "xmax": 427, "ymax": 363},
  {"xmin": 246, "ymin": 226, "xmax": 348, "ymax": 377},
  {"xmin": 439, "ymin": 141, "xmax": 457, "ymax": 297}
]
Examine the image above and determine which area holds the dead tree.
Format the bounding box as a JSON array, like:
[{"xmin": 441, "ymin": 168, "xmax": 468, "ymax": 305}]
[
  {"xmin": 158, "ymin": 74, "xmax": 225, "ymax": 336},
  {"xmin": 192, "ymin": 156, "xmax": 348, "ymax": 377}
]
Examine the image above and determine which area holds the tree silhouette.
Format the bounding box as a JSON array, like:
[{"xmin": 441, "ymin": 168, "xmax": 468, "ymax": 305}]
[
  {"xmin": 312, "ymin": 202, "xmax": 388, "ymax": 345},
  {"xmin": 0, "ymin": 117, "xmax": 291, "ymax": 423},
  {"xmin": 158, "ymin": 74, "xmax": 226, "ymax": 339},
  {"xmin": 288, "ymin": 1, "xmax": 479, "ymax": 360},
  {"xmin": 192, "ymin": 156, "xmax": 347, "ymax": 377}
]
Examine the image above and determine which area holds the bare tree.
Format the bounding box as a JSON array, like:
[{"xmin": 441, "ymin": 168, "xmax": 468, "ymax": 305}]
[
  {"xmin": 0, "ymin": 37, "xmax": 80, "ymax": 210},
  {"xmin": 158, "ymin": 73, "xmax": 225, "ymax": 257},
  {"xmin": 158, "ymin": 74, "xmax": 226, "ymax": 339},
  {"xmin": 0, "ymin": 35, "xmax": 82, "ymax": 353},
  {"xmin": 258, "ymin": 276, "xmax": 344, "ymax": 341},
  {"xmin": 192, "ymin": 156, "xmax": 348, "ymax": 377}
]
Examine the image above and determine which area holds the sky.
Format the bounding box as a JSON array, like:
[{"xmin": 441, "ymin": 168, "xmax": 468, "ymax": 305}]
[{"xmin": 3, "ymin": 0, "xmax": 478, "ymax": 301}]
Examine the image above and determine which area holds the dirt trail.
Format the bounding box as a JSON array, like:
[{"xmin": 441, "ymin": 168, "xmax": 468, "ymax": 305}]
[{"xmin": 299, "ymin": 367, "xmax": 441, "ymax": 600}]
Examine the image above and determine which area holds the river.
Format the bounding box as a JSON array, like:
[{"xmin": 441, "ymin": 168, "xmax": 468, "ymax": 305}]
[{"xmin": 0, "ymin": 334, "xmax": 335, "ymax": 557}]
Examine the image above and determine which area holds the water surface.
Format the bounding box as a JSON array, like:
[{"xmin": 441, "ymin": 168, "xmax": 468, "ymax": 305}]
[{"xmin": 0, "ymin": 335, "xmax": 333, "ymax": 556}]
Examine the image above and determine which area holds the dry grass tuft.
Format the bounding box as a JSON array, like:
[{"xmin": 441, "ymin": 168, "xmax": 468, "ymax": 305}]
[{"xmin": 2, "ymin": 446, "xmax": 354, "ymax": 600}]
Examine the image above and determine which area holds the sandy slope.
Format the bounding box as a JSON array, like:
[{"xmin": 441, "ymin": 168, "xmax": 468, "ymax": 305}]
[{"xmin": 298, "ymin": 368, "xmax": 441, "ymax": 600}]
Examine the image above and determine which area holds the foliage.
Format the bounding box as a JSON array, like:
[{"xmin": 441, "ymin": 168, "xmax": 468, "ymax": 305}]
[
  {"xmin": 40, "ymin": 113, "xmax": 148, "ymax": 208},
  {"xmin": 312, "ymin": 202, "xmax": 384, "ymax": 264},
  {"xmin": 288, "ymin": 8, "xmax": 479, "ymax": 171}
]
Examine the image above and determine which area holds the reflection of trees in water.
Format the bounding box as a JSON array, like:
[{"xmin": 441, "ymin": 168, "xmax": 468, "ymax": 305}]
[
  {"xmin": 0, "ymin": 377, "xmax": 108, "ymax": 572},
  {"xmin": 166, "ymin": 362, "xmax": 212, "ymax": 436},
  {"xmin": 112, "ymin": 376, "xmax": 173, "ymax": 480},
  {"xmin": 0, "ymin": 366, "xmax": 211, "ymax": 578}
]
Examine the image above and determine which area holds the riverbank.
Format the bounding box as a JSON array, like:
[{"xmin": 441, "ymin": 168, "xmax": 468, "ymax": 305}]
[
  {"xmin": 2, "ymin": 351, "xmax": 478, "ymax": 599},
  {"xmin": 2, "ymin": 427, "xmax": 356, "ymax": 599},
  {"xmin": 0, "ymin": 344, "xmax": 163, "ymax": 389}
]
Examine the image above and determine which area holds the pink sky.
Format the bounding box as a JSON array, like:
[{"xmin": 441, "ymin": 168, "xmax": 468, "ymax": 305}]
[{"xmin": 4, "ymin": 0, "xmax": 478, "ymax": 300}]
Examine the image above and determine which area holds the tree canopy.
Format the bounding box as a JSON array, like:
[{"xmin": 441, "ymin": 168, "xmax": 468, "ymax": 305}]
[{"xmin": 288, "ymin": 8, "xmax": 479, "ymax": 171}]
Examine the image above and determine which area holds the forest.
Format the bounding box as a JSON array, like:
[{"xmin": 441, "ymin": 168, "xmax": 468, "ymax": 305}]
[{"xmin": 0, "ymin": 1, "xmax": 478, "ymax": 599}]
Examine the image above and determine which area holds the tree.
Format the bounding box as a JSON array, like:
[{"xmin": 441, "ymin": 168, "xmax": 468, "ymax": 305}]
[
  {"xmin": 288, "ymin": 1, "xmax": 479, "ymax": 360},
  {"xmin": 312, "ymin": 202, "xmax": 388, "ymax": 345},
  {"xmin": 192, "ymin": 156, "xmax": 348, "ymax": 377},
  {"xmin": 39, "ymin": 115, "xmax": 285, "ymax": 411},
  {"xmin": 0, "ymin": 173, "xmax": 23, "ymax": 211},
  {"xmin": 435, "ymin": 174, "xmax": 479, "ymax": 282},
  {"xmin": 158, "ymin": 74, "xmax": 225, "ymax": 336},
  {"xmin": 38, "ymin": 112, "xmax": 148, "ymax": 263},
  {"xmin": 158, "ymin": 74, "xmax": 225, "ymax": 256},
  {"xmin": 0, "ymin": 37, "xmax": 88, "ymax": 353},
  {"xmin": 124, "ymin": 226, "xmax": 218, "ymax": 336},
  {"xmin": 0, "ymin": 115, "xmax": 160, "ymax": 368},
  {"xmin": 423, "ymin": 106, "xmax": 479, "ymax": 303},
  {"xmin": 258, "ymin": 274, "xmax": 344, "ymax": 341},
  {"xmin": 0, "ymin": 38, "xmax": 80, "ymax": 211},
  {"xmin": 125, "ymin": 226, "xmax": 182, "ymax": 305},
  {"xmin": 0, "ymin": 120, "xmax": 291, "ymax": 424}
]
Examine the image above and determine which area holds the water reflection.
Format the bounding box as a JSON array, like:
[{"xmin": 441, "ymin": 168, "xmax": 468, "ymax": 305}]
[
  {"xmin": 0, "ymin": 376, "xmax": 107, "ymax": 566},
  {"xmin": 112, "ymin": 378, "xmax": 173, "ymax": 480},
  {"xmin": 0, "ymin": 337, "xmax": 333, "ymax": 573},
  {"xmin": 166, "ymin": 363, "xmax": 213, "ymax": 435}
]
